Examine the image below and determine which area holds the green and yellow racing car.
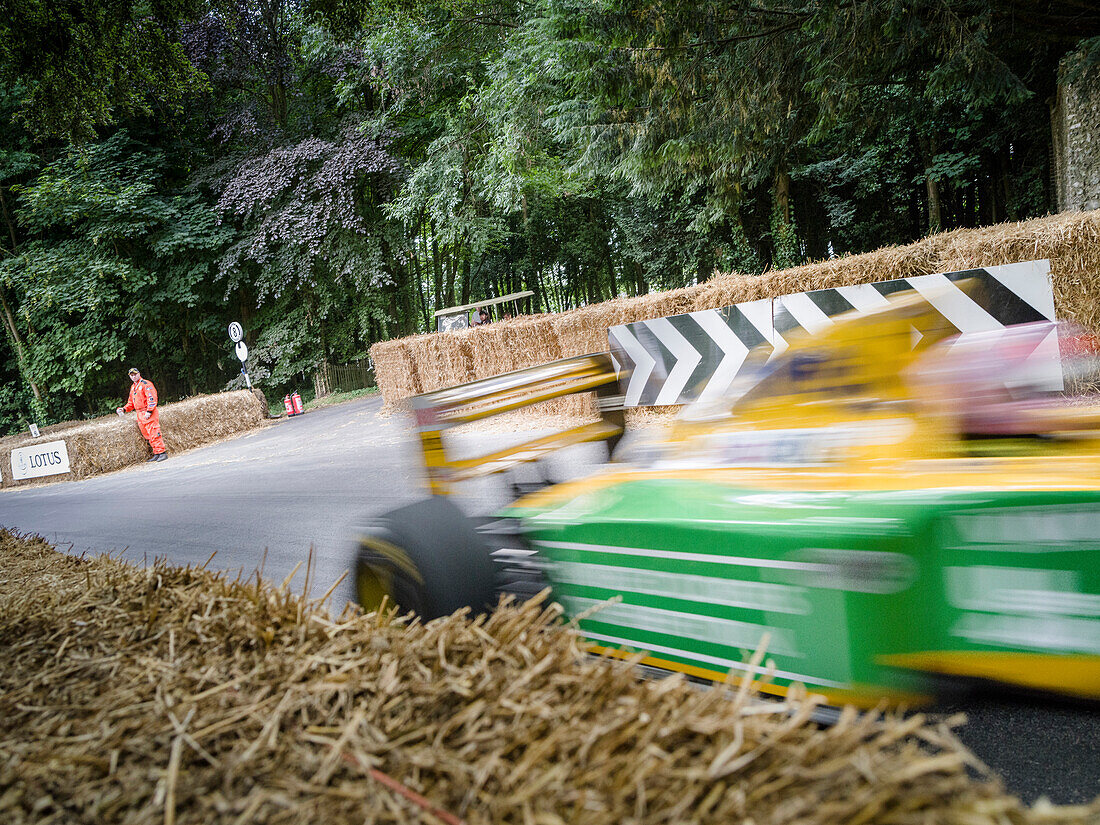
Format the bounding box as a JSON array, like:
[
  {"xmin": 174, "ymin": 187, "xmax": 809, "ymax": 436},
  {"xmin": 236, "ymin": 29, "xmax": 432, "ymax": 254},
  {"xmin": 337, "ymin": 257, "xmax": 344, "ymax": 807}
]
[{"xmin": 354, "ymin": 290, "xmax": 1100, "ymax": 707}]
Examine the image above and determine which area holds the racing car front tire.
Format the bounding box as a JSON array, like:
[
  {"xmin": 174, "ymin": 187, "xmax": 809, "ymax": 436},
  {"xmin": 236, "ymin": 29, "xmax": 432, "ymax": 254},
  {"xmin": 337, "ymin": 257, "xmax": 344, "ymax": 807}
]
[{"xmin": 353, "ymin": 496, "xmax": 497, "ymax": 620}]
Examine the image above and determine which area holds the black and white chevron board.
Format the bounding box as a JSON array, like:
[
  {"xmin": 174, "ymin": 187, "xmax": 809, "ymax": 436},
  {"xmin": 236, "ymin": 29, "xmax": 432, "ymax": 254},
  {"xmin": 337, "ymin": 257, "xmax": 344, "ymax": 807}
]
[{"xmin": 608, "ymin": 259, "xmax": 1059, "ymax": 407}]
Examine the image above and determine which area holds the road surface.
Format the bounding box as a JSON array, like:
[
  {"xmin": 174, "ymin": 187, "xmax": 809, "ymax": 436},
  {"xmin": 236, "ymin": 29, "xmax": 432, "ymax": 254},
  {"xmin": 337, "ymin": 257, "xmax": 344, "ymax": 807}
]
[
  {"xmin": 1, "ymin": 395, "xmax": 1096, "ymax": 805},
  {"xmin": 1, "ymin": 396, "xmax": 601, "ymax": 607}
]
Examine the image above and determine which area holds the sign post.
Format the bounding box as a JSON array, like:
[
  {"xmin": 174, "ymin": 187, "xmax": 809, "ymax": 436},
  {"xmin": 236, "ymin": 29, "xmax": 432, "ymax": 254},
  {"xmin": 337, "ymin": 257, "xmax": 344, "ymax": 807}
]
[{"xmin": 229, "ymin": 322, "xmax": 251, "ymax": 388}]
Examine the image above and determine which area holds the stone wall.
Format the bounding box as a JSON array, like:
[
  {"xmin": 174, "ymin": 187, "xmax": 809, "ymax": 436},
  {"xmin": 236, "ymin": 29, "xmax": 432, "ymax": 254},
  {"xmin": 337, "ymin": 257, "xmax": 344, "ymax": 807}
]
[{"xmin": 1052, "ymin": 59, "xmax": 1100, "ymax": 213}]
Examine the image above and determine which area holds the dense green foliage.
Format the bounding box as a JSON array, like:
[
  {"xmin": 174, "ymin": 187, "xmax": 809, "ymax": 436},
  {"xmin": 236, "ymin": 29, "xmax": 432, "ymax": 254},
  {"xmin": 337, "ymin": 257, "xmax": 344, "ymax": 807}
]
[{"xmin": 0, "ymin": 0, "xmax": 1097, "ymax": 433}]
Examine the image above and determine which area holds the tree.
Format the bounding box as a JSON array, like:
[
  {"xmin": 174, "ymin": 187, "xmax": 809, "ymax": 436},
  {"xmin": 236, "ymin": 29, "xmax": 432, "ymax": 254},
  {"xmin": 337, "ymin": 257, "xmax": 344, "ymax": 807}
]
[
  {"xmin": 0, "ymin": 0, "xmax": 206, "ymax": 142},
  {"xmin": 212, "ymin": 123, "xmax": 405, "ymax": 382},
  {"xmin": 0, "ymin": 132, "xmax": 230, "ymax": 421},
  {"xmin": 0, "ymin": 81, "xmax": 44, "ymax": 419},
  {"xmin": 535, "ymin": 0, "xmax": 1100, "ymax": 254}
]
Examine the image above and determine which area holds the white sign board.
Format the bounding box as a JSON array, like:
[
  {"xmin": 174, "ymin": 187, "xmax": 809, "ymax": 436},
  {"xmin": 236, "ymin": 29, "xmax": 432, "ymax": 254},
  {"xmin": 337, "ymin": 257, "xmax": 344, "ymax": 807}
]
[
  {"xmin": 235, "ymin": 341, "xmax": 249, "ymax": 362},
  {"xmin": 228, "ymin": 322, "xmax": 244, "ymax": 342},
  {"xmin": 28, "ymin": 423, "xmax": 39, "ymax": 438},
  {"xmin": 11, "ymin": 440, "xmax": 71, "ymax": 481}
]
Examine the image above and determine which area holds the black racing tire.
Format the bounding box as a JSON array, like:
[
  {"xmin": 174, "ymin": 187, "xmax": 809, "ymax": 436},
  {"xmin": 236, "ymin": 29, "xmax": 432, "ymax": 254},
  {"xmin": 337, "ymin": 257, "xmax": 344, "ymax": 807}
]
[{"xmin": 353, "ymin": 496, "xmax": 497, "ymax": 620}]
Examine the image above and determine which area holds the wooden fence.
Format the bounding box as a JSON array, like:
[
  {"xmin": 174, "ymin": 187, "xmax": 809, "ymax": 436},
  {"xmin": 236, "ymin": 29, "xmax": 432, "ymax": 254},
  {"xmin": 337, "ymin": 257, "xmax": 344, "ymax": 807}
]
[{"xmin": 313, "ymin": 358, "xmax": 375, "ymax": 398}]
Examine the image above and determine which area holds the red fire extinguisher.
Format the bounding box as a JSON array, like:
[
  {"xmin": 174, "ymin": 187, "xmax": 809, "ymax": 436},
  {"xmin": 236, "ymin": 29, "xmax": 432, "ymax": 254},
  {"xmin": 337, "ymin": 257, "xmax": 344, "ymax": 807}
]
[
  {"xmin": 291, "ymin": 391, "xmax": 304, "ymax": 415},
  {"xmin": 283, "ymin": 394, "xmax": 294, "ymax": 416}
]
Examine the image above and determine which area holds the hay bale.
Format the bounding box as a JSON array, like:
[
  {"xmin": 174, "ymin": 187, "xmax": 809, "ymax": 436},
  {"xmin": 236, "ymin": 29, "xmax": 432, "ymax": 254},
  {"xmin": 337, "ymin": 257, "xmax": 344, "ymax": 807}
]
[
  {"xmin": 927, "ymin": 212, "xmax": 1100, "ymax": 331},
  {"xmin": 401, "ymin": 329, "xmax": 478, "ymax": 394},
  {"xmin": 0, "ymin": 390, "xmax": 265, "ymax": 488},
  {"xmin": 404, "ymin": 333, "xmax": 439, "ymax": 393},
  {"xmin": 464, "ymin": 315, "xmax": 566, "ymax": 382},
  {"xmin": 250, "ymin": 388, "xmax": 274, "ymax": 419},
  {"xmin": 536, "ymin": 392, "xmax": 600, "ymax": 419},
  {"xmin": 553, "ymin": 296, "xmax": 644, "ymax": 357},
  {"xmin": 628, "ymin": 282, "xmax": 711, "ymax": 319},
  {"xmin": 1, "ymin": 530, "xmax": 1096, "ymax": 825},
  {"xmin": 370, "ymin": 337, "xmax": 423, "ymax": 406},
  {"xmin": 690, "ymin": 271, "xmax": 764, "ymax": 311},
  {"xmin": 691, "ymin": 238, "xmax": 943, "ymax": 312},
  {"xmin": 690, "ymin": 211, "xmax": 1100, "ymax": 318},
  {"xmin": 421, "ymin": 329, "xmax": 476, "ymax": 391},
  {"xmin": 624, "ymin": 405, "xmax": 680, "ymax": 428},
  {"xmin": 508, "ymin": 316, "xmax": 564, "ymax": 371},
  {"xmin": 369, "ymin": 211, "xmax": 1100, "ymax": 424},
  {"xmin": 467, "ymin": 323, "xmax": 518, "ymax": 380}
]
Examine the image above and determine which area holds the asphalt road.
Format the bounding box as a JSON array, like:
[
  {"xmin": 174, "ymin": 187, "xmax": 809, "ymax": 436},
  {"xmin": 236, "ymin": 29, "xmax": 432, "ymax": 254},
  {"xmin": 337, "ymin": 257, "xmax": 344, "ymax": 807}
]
[
  {"xmin": 0, "ymin": 396, "xmax": 601, "ymax": 609},
  {"xmin": 1, "ymin": 395, "xmax": 1097, "ymax": 805}
]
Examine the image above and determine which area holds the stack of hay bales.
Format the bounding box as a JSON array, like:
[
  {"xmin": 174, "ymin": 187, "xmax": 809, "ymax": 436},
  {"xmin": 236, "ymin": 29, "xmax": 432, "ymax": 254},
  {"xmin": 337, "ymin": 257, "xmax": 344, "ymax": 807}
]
[
  {"xmin": 372, "ymin": 334, "xmax": 426, "ymax": 400},
  {"xmin": 0, "ymin": 390, "xmax": 265, "ymax": 487},
  {"xmin": 3, "ymin": 529, "xmax": 1096, "ymax": 825},
  {"xmin": 371, "ymin": 211, "xmax": 1100, "ymax": 414}
]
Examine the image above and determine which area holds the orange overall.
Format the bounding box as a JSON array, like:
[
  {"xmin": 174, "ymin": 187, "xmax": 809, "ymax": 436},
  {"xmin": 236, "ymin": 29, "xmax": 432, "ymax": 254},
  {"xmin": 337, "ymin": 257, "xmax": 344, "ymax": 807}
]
[{"xmin": 124, "ymin": 378, "xmax": 166, "ymax": 454}]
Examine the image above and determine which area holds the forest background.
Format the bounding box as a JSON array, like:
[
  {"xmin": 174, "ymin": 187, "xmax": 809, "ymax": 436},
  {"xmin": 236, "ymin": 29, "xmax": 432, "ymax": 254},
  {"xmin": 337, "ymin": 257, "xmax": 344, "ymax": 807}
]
[{"xmin": 0, "ymin": 0, "xmax": 1097, "ymax": 434}]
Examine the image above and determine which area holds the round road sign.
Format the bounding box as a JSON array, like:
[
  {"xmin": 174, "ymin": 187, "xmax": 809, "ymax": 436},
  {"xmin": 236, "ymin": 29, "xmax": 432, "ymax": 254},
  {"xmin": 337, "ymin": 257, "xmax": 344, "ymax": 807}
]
[
  {"xmin": 235, "ymin": 341, "xmax": 249, "ymax": 362},
  {"xmin": 228, "ymin": 322, "xmax": 244, "ymax": 342}
]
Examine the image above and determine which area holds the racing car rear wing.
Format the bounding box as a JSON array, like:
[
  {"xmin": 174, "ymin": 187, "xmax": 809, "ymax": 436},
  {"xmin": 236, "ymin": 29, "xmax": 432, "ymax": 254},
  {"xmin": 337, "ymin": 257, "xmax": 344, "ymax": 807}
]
[{"xmin": 409, "ymin": 353, "xmax": 626, "ymax": 495}]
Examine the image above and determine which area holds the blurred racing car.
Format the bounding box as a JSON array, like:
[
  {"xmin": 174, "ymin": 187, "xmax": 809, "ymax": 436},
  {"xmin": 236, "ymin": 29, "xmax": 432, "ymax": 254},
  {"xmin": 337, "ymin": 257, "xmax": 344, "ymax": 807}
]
[{"xmin": 354, "ymin": 290, "xmax": 1100, "ymax": 707}]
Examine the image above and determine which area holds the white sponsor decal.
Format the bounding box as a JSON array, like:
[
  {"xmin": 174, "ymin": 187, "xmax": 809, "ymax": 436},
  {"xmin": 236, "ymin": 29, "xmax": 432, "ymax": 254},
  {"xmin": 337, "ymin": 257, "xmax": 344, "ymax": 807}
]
[
  {"xmin": 546, "ymin": 560, "xmax": 810, "ymax": 614},
  {"xmin": 533, "ymin": 539, "xmax": 834, "ymax": 573},
  {"xmin": 952, "ymin": 506, "xmax": 1100, "ymax": 549},
  {"xmin": 950, "ymin": 613, "xmax": 1100, "ymax": 655},
  {"xmin": 945, "ymin": 565, "xmax": 1100, "ymax": 655},
  {"xmin": 946, "ymin": 566, "xmax": 1100, "ymax": 617},
  {"xmin": 10, "ymin": 440, "xmax": 71, "ymax": 480},
  {"xmin": 559, "ymin": 594, "xmax": 802, "ymax": 658},
  {"xmin": 578, "ymin": 630, "xmax": 847, "ymax": 689}
]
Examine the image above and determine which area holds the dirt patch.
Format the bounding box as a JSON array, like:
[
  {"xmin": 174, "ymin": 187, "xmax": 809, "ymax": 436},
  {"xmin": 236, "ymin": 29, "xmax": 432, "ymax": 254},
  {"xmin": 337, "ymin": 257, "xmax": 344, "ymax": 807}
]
[{"xmin": 1, "ymin": 530, "xmax": 1095, "ymax": 824}]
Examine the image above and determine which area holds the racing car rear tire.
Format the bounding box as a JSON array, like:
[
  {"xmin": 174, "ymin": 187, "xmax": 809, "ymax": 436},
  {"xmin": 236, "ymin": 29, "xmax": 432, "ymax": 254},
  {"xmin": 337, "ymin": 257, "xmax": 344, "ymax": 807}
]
[{"xmin": 353, "ymin": 496, "xmax": 497, "ymax": 620}]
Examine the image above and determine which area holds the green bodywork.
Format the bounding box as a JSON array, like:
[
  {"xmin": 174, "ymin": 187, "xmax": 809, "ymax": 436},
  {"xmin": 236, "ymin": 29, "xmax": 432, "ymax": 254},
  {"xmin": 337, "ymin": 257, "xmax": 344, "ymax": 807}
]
[{"xmin": 510, "ymin": 478, "xmax": 1100, "ymax": 700}]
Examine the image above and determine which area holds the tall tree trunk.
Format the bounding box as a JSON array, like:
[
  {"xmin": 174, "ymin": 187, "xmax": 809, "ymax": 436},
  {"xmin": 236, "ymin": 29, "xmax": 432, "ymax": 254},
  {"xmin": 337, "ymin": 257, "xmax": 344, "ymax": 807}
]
[
  {"xmin": 416, "ymin": 269, "xmax": 431, "ymax": 331},
  {"xmin": 774, "ymin": 170, "xmax": 791, "ymax": 225},
  {"xmin": 238, "ymin": 289, "xmax": 254, "ymax": 343},
  {"xmin": 0, "ymin": 188, "xmax": 44, "ymax": 406},
  {"xmin": 460, "ymin": 251, "xmax": 471, "ymax": 307},
  {"xmin": 771, "ymin": 169, "xmax": 798, "ymax": 269},
  {"xmin": 605, "ymin": 240, "xmax": 617, "ymax": 296},
  {"xmin": 634, "ymin": 261, "xmax": 647, "ymax": 296},
  {"xmin": 925, "ymin": 177, "xmax": 942, "ymax": 234},
  {"xmin": 381, "ymin": 236, "xmax": 415, "ymax": 337},
  {"xmin": 444, "ymin": 240, "xmax": 459, "ymax": 307},
  {"xmin": 0, "ymin": 287, "xmax": 43, "ymax": 405},
  {"xmin": 409, "ymin": 232, "xmax": 430, "ymax": 331},
  {"xmin": 986, "ymin": 153, "xmax": 999, "ymax": 225},
  {"xmin": 919, "ymin": 136, "xmax": 942, "ymax": 234},
  {"xmin": 430, "ymin": 221, "xmax": 443, "ymax": 310},
  {"xmin": 401, "ymin": 265, "xmax": 416, "ymax": 336},
  {"xmin": 532, "ymin": 267, "xmax": 546, "ymax": 313},
  {"xmin": 1000, "ymin": 146, "xmax": 1017, "ymax": 220}
]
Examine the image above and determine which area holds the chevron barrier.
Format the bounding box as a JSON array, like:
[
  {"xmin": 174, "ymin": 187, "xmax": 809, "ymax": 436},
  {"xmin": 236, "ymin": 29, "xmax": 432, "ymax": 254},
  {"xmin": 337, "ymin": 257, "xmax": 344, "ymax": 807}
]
[{"xmin": 609, "ymin": 259, "xmax": 1060, "ymax": 407}]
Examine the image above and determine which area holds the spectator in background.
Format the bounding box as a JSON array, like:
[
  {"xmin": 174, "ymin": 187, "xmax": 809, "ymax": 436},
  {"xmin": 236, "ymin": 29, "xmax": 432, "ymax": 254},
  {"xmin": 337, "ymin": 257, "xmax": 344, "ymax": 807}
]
[{"xmin": 477, "ymin": 308, "xmax": 491, "ymax": 325}]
